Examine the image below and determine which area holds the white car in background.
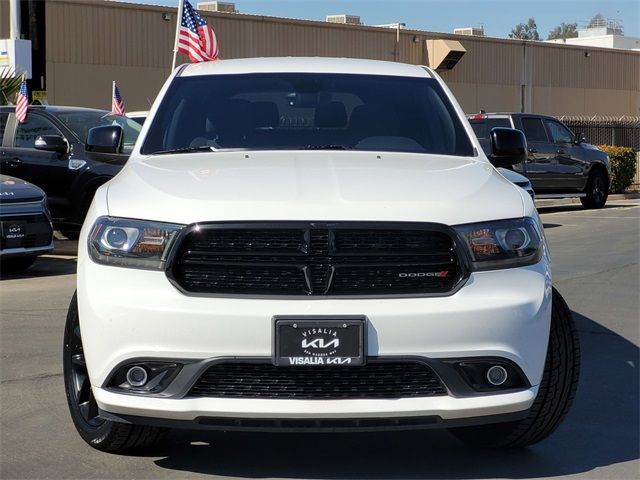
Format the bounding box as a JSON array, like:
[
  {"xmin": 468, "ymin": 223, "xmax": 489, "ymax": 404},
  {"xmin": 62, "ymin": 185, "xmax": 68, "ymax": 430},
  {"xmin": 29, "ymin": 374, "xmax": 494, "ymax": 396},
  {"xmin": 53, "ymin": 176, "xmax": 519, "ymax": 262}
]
[
  {"xmin": 64, "ymin": 57, "xmax": 579, "ymax": 453},
  {"xmin": 126, "ymin": 111, "xmax": 148, "ymax": 125},
  {"xmin": 498, "ymin": 168, "xmax": 535, "ymax": 200}
]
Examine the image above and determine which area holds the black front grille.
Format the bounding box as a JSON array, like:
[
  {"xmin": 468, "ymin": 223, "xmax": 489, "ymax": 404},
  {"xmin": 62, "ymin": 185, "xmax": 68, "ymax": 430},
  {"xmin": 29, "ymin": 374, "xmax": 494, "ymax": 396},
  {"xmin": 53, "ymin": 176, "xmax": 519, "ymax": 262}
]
[
  {"xmin": 188, "ymin": 361, "xmax": 447, "ymax": 399},
  {"xmin": 0, "ymin": 214, "xmax": 52, "ymax": 249},
  {"xmin": 169, "ymin": 223, "xmax": 465, "ymax": 296}
]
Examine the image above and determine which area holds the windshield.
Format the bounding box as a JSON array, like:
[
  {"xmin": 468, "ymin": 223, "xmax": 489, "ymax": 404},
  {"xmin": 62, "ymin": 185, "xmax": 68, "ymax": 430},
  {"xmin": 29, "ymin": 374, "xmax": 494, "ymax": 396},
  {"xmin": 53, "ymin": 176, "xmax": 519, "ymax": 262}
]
[
  {"xmin": 468, "ymin": 117, "xmax": 512, "ymax": 139},
  {"xmin": 55, "ymin": 111, "xmax": 142, "ymax": 149},
  {"xmin": 142, "ymin": 73, "xmax": 475, "ymax": 156}
]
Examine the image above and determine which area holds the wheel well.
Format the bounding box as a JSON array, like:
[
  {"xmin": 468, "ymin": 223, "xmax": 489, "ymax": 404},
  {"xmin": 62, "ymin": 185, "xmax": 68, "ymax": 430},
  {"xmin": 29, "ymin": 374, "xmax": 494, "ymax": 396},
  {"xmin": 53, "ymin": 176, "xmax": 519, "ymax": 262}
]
[
  {"xmin": 79, "ymin": 180, "xmax": 108, "ymax": 219},
  {"xmin": 587, "ymin": 163, "xmax": 610, "ymax": 188}
]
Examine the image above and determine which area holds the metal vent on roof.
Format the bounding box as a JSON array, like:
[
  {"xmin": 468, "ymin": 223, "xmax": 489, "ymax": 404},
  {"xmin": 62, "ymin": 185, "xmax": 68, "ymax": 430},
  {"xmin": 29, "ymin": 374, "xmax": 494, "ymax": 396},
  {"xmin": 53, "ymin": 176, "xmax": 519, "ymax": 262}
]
[
  {"xmin": 196, "ymin": 1, "xmax": 237, "ymax": 13},
  {"xmin": 326, "ymin": 14, "xmax": 362, "ymax": 25},
  {"xmin": 453, "ymin": 27, "xmax": 485, "ymax": 37}
]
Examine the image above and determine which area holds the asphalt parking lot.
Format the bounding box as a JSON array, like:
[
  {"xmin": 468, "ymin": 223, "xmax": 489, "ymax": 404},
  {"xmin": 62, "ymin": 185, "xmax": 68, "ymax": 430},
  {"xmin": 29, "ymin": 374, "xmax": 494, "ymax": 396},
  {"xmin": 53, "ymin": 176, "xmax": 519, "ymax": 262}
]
[{"xmin": 1, "ymin": 200, "xmax": 638, "ymax": 480}]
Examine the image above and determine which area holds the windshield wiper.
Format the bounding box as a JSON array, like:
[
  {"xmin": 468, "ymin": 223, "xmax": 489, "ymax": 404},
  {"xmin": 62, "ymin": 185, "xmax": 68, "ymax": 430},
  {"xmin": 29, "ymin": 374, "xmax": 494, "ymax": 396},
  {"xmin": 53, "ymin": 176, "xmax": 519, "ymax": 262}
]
[
  {"xmin": 303, "ymin": 144, "xmax": 352, "ymax": 150},
  {"xmin": 150, "ymin": 146, "xmax": 215, "ymax": 156}
]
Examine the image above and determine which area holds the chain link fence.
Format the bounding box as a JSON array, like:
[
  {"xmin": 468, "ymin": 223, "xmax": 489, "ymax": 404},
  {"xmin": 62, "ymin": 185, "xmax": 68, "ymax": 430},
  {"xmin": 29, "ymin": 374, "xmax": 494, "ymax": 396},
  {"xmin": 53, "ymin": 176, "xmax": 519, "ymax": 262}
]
[
  {"xmin": 558, "ymin": 116, "xmax": 640, "ymax": 151},
  {"xmin": 558, "ymin": 116, "xmax": 640, "ymax": 189}
]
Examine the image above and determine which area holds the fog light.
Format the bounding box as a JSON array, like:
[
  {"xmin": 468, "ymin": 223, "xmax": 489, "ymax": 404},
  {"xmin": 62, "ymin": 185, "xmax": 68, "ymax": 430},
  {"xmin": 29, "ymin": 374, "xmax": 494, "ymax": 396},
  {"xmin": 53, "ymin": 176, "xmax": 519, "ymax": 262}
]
[
  {"xmin": 108, "ymin": 361, "xmax": 182, "ymax": 394},
  {"xmin": 486, "ymin": 365, "xmax": 508, "ymax": 386},
  {"xmin": 126, "ymin": 366, "xmax": 148, "ymax": 387}
]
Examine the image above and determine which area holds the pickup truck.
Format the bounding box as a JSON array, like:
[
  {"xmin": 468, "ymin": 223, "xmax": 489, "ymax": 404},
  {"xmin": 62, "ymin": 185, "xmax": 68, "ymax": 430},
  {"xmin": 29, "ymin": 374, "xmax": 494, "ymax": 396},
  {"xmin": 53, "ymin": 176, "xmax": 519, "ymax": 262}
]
[{"xmin": 468, "ymin": 113, "xmax": 610, "ymax": 208}]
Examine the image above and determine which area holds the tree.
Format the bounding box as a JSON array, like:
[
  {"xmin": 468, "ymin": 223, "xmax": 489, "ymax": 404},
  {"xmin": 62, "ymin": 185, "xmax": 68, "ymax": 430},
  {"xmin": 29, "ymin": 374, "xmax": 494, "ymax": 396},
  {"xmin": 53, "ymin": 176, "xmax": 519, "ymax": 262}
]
[
  {"xmin": 0, "ymin": 69, "xmax": 23, "ymax": 105},
  {"xmin": 509, "ymin": 18, "xmax": 540, "ymax": 40},
  {"xmin": 587, "ymin": 13, "xmax": 605, "ymax": 28},
  {"xmin": 547, "ymin": 22, "xmax": 578, "ymax": 40}
]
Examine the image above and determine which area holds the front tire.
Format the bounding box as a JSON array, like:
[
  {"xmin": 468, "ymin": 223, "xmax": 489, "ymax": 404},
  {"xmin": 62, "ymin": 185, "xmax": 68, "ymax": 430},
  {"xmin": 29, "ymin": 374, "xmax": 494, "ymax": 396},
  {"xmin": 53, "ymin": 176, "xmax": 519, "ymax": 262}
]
[
  {"xmin": 450, "ymin": 287, "xmax": 580, "ymax": 449},
  {"xmin": 63, "ymin": 292, "xmax": 167, "ymax": 452},
  {"xmin": 580, "ymin": 170, "xmax": 608, "ymax": 209}
]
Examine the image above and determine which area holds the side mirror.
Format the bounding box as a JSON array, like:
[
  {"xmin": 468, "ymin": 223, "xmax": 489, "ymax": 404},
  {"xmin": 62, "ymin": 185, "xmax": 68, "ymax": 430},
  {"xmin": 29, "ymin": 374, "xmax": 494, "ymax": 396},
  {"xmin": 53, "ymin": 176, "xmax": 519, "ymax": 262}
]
[
  {"xmin": 86, "ymin": 125, "xmax": 124, "ymax": 155},
  {"xmin": 35, "ymin": 135, "xmax": 68, "ymax": 154},
  {"xmin": 488, "ymin": 127, "xmax": 527, "ymax": 167},
  {"xmin": 574, "ymin": 133, "xmax": 586, "ymax": 144}
]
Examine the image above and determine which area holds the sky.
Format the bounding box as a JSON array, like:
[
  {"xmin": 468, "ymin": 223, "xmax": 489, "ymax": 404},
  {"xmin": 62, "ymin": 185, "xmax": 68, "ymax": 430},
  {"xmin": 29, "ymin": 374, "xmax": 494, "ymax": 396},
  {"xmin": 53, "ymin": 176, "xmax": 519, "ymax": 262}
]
[{"xmin": 132, "ymin": 0, "xmax": 640, "ymax": 38}]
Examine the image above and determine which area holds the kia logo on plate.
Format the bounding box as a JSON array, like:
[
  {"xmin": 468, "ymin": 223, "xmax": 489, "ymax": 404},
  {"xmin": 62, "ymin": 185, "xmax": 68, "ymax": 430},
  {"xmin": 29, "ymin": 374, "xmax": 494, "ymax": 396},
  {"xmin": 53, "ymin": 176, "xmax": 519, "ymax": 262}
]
[{"xmin": 300, "ymin": 328, "xmax": 340, "ymax": 356}]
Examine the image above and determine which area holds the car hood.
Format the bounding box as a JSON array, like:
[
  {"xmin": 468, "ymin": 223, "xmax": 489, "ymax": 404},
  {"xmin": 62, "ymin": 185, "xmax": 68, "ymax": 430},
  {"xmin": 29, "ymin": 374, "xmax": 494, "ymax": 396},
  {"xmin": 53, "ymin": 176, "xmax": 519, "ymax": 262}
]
[
  {"xmin": 0, "ymin": 175, "xmax": 45, "ymax": 204},
  {"xmin": 106, "ymin": 151, "xmax": 525, "ymax": 226}
]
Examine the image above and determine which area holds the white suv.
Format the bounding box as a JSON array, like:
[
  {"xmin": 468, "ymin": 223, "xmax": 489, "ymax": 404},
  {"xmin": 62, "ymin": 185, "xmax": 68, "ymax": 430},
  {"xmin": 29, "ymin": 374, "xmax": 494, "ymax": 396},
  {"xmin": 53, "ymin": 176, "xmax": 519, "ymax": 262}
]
[{"xmin": 64, "ymin": 58, "xmax": 579, "ymax": 452}]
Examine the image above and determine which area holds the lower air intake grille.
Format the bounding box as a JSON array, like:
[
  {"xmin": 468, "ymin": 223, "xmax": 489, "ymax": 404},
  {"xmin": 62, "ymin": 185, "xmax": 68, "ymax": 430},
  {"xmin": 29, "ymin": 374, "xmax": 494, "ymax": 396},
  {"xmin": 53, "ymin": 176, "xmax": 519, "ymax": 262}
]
[
  {"xmin": 187, "ymin": 361, "xmax": 447, "ymax": 400},
  {"xmin": 169, "ymin": 222, "xmax": 465, "ymax": 296}
]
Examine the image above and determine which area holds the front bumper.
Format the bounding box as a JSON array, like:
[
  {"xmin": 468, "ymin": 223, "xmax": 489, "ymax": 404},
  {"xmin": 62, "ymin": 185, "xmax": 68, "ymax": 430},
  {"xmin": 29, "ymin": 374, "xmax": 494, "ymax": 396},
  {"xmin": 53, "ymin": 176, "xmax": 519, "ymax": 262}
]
[
  {"xmin": 78, "ymin": 247, "xmax": 552, "ymax": 425},
  {"xmin": 0, "ymin": 201, "xmax": 54, "ymax": 258}
]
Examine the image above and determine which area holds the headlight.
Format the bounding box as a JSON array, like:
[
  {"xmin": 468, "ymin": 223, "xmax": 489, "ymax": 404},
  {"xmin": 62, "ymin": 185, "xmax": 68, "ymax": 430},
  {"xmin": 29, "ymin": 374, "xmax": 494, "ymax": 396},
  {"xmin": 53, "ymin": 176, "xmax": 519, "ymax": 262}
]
[
  {"xmin": 454, "ymin": 217, "xmax": 543, "ymax": 271},
  {"xmin": 88, "ymin": 217, "xmax": 184, "ymax": 270}
]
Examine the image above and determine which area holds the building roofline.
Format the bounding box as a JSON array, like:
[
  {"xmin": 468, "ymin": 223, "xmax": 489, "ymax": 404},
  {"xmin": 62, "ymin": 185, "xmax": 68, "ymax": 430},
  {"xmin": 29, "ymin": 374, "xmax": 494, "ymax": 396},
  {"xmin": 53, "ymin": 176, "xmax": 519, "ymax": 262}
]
[{"xmin": 50, "ymin": 0, "xmax": 640, "ymax": 56}]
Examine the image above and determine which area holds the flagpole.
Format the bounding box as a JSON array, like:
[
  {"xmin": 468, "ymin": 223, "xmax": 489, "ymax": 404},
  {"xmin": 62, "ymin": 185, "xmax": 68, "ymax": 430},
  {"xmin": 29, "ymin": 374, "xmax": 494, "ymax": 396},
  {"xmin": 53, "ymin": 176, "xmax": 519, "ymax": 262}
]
[{"xmin": 171, "ymin": 0, "xmax": 185, "ymax": 73}]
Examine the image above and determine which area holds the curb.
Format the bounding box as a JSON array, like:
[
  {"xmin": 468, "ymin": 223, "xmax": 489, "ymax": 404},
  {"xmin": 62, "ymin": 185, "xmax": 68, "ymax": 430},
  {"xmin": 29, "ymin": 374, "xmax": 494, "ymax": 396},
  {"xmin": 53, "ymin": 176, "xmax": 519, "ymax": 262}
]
[{"xmin": 536, "ymin": 192, "xmax": 639, "ymax": 208}]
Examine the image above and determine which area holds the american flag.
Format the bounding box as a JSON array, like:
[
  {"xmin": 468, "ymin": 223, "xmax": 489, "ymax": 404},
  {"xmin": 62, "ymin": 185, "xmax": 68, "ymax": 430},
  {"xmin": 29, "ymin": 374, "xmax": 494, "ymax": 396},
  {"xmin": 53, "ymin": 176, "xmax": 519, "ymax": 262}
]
[
  {"xmin": 111, "ymin": 81, "xmax": 125, "ymax": 116},
  {"xmin": 15, "ymin": 80, "xmax": 28, "ymax": 124},
  {"xmin": 177, "ymin": 0, "xmax": 219, "ymax": 63}
]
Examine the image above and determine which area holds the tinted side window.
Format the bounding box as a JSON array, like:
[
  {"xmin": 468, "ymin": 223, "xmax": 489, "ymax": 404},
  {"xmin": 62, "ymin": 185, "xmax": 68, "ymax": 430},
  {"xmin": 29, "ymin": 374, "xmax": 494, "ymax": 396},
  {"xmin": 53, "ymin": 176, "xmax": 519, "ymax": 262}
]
[
  {"xmin": 544, "ymin": 120, "xmax": 573, "ymax": 144},
  {"xmin": 14, "ymin": 115, "xmax": 61, "ymax": 148},
  {"xmin": 0, "ymin": 113, "xmax": 8, "ymax": 143},
  {"xmin": 521, "ymin": 118, "xmax": 548, "ymax": 143}
]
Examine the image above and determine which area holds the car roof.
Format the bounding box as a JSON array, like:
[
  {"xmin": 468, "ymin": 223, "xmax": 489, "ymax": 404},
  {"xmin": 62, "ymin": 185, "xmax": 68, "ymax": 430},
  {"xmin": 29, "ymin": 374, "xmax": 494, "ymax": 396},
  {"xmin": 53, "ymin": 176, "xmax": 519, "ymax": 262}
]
[
  {"xmin": 468, "ymin": 112, "xmax": 559, "ymax": 121},
  {"xmin": 180, "ymin": 57, "xmax": 433, "ymax": 78},
  {"xmin": 0, "ymin": 105, "xmax": 109, "ymax": 114}
]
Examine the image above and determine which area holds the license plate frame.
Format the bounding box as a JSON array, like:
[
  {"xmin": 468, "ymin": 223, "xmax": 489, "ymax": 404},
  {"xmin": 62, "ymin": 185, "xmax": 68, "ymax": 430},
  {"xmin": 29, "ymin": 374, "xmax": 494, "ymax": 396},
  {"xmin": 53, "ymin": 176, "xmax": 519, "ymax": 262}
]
[
  {"xmin": 273, "ymin": 316, "xmax": 367, "ymax": 367},
  {"xmin": 1, "ymin": 220, "xmax": 27, "ymax": 241}
]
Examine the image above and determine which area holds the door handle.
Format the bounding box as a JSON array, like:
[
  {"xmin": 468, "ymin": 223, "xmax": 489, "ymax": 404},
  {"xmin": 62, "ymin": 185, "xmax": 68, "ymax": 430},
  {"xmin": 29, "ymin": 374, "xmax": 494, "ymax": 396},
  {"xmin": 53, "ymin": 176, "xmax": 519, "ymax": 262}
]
[
  {"xmin": 557, "ymin": 149, "xmax": 566, "ymax": 154},
  {"xmin": 6, "ymin": 157, "xmax": 22, "ymax": 167},
  {"xmin": 528, "ymin": 148, "xmax": 537, "ymax": 153}
]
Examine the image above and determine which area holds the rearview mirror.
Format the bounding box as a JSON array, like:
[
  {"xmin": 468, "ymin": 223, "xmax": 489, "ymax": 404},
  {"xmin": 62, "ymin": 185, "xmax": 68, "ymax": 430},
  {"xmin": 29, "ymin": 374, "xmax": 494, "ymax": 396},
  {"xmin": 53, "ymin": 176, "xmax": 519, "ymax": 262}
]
[
  {"xmin": 86, "ymin": 125, "xmax": 124, "ymax": 155},
  {"xmin": 488, "ymin": 127, "xmax": 527, "ymax": 167},
  {"xmin": 35, "ymin": 135, "xmax": 68, "ymax": 154}
]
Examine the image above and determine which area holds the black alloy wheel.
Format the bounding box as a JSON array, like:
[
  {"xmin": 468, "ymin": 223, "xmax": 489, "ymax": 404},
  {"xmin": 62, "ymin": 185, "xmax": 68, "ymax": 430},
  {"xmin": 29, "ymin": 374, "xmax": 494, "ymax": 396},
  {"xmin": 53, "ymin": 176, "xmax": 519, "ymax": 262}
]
[
  {"xmin": 581, "ymin": 170, "xmax": 608, "ymax": 209},
  {"xmin": 64, "ymin": 307, "xmax": 103, "ymax": 428},
  {"xmin": 63, "ymin": 293, "xmax": 168, "ymax": 451}
]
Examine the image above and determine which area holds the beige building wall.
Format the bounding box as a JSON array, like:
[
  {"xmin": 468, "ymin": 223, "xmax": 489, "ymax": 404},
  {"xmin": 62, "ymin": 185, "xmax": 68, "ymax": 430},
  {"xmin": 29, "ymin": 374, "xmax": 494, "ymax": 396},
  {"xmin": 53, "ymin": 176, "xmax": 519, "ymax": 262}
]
[
  {"xmin": 34, "ymin": 0, "xmax": 640, "ymax": 116},
  {"xmin": 0, "ymin": 1, "xmax": 9, "ymax": 39}
]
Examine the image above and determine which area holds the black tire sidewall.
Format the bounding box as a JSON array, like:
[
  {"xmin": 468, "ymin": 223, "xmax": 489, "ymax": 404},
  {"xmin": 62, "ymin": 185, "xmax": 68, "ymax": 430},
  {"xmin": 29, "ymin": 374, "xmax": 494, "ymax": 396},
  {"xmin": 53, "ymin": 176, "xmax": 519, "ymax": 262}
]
[
  {"xmin": 582, "ymin": 170, "xmax": 608, "ymax": 209},
  {"xmin": 63, "ymin": 293, "xmax": 117, "ymax": 447},
  {"xmin": 449, "ymin": 287, "xmax": 580, "ymax": 448}
]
